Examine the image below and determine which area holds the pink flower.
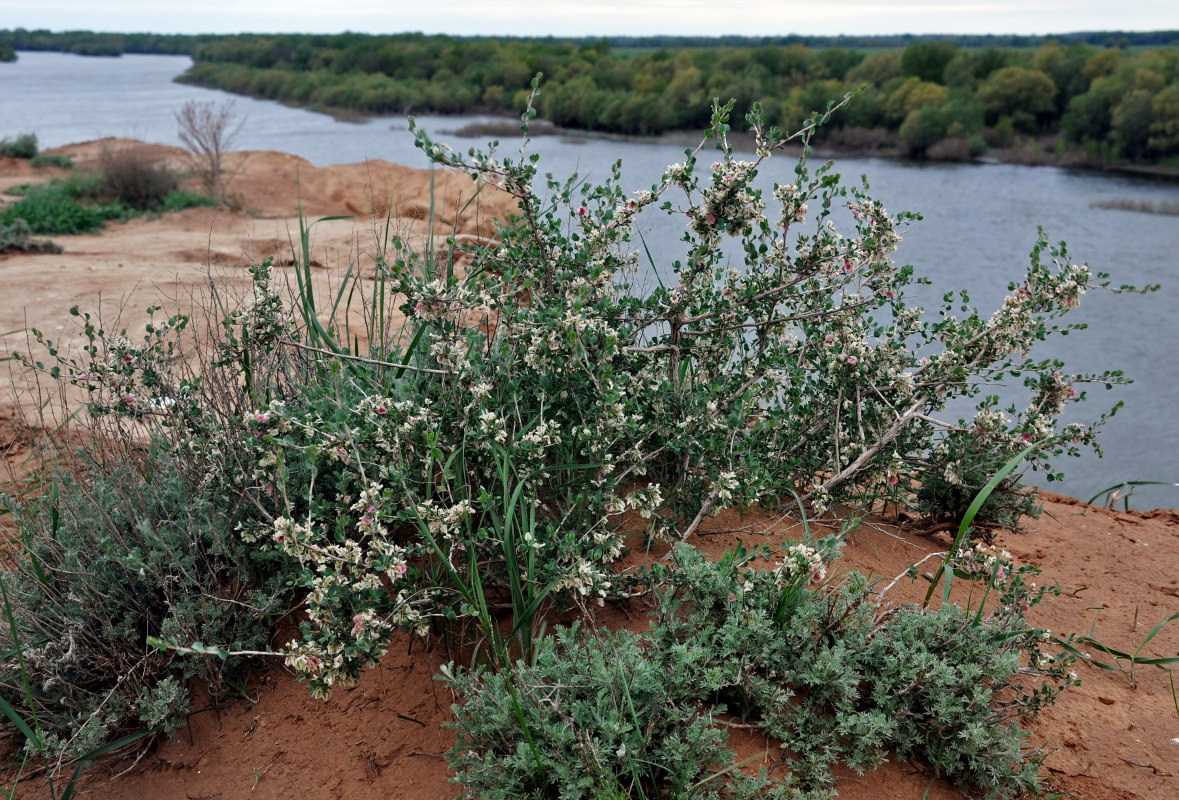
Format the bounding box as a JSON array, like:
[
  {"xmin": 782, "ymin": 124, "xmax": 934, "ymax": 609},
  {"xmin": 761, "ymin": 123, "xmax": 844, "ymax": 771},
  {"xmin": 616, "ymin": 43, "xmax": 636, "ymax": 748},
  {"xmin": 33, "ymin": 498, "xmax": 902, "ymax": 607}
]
[
  {"xmin": 376, "ymin": 405, "xmax": 387, "ymax": 415},
  {"xmin": 577, "ymin": 206, "xmax": 587, "ymax": 216},
  {"xmin": 122, "ymin": 353, "xmax": 134, "ymax": 363},
  {"xmin": 352, "ymin": 614, "xmax": 367, "ymax": 636},
  {"xmin": 847, "ymin": 355, "xmax": 858, "ymax": 365},
  {"xmin": 886, "ymin": 475, "xmax": 899, "ymax": 486}
]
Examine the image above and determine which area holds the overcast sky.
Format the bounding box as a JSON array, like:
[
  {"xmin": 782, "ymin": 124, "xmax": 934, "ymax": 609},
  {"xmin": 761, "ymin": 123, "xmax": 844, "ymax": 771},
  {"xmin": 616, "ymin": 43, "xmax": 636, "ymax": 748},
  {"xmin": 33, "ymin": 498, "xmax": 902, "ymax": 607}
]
[{"xmin": 5, "ymin": 0, "xmax": 1179, "ymax": 37}]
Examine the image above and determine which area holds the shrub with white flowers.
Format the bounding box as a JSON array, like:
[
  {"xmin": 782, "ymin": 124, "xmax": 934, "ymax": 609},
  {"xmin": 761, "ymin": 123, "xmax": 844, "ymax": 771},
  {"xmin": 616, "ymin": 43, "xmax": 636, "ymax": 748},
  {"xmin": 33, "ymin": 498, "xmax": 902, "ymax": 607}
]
[{"xmin": 29, "ymin": 90, "xmax": 1136, "ymax": 699}]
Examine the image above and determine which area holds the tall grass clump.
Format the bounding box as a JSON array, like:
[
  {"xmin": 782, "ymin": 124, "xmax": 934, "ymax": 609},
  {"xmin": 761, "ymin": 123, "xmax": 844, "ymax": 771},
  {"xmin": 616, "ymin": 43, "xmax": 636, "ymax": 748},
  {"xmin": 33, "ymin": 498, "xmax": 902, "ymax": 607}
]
[{"xmin": 4, "ymin": 86, "xmax": 1145, "ymax": 795}]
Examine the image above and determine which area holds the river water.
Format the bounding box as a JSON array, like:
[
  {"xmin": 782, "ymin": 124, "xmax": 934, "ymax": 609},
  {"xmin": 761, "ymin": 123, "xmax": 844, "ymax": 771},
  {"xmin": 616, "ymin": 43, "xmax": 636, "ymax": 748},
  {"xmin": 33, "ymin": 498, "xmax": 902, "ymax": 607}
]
[{"xmin": 2, "ymin": 51, "xmax": 1178, "ymax": 509}]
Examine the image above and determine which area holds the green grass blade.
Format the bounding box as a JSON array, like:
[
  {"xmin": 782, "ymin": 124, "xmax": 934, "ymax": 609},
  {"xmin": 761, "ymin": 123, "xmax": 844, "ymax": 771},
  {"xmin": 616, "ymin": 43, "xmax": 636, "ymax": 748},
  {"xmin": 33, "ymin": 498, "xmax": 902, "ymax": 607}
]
[{"xmin": 924, "ymin": 441, "xmax": 1039, "ymax": 609}]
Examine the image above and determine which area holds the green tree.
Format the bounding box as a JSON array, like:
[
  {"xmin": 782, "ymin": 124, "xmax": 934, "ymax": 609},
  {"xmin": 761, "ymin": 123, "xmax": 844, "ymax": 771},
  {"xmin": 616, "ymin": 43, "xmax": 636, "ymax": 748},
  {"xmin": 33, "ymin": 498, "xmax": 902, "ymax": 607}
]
[
  {"xmin": 899, "ymin": 105, "xmax": 950, "ymax": 155},
  {"xmin": 944, "ymin": 47, "xmax": 1009, "ymax": 90},
  {"xmin": 817, "ymin": 47, "xmax": 864, "ymax": 81},
  {"xmin": 901, "ymin": 40, "xmax": 959, "ymax": 83},
  {"xmin": 885, "ymin": 76, "xmax": 950, "ymax": 125},
  {"xmin": 1110, "ymin": 88, "xmax": 1157, "ymax": 159},
  {"xmin": 977, "ymin": 66, "xmax": 1057, "ymax": 127},
  {"xmin": 1061, "ymin": 74, "xmax": 1123, "ymax": 142},
  {"xmin": 845, "ymin": 50, "xmax": 903, "ymax": 87},
  {"xmin": 1148, "ymin": 84, "xmax": 1179, "ymax": 155},
  {"xmin": 1033, "ymin": 42, "xmax": 1092, "ymax": 112}
]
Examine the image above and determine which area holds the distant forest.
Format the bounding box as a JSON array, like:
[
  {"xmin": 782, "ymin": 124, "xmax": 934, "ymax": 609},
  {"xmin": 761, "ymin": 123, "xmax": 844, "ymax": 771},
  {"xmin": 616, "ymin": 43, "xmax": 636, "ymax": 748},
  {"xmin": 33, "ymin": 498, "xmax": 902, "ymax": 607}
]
[{"xmin": 4, "ymin": 28, "xmax": 1179, "ymax": 162}]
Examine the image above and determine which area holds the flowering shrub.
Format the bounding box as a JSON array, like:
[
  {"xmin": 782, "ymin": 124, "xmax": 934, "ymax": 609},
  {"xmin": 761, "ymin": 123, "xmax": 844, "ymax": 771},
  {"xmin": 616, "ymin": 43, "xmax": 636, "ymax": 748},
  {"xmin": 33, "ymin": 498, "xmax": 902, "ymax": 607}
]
[
  {"xmin": 91, "ymin": 89, "xmax": 1124, "ymax": 695},
  {"xmin": 4, "ymin": 91, "xmax": 1128, "ymax": 791}
]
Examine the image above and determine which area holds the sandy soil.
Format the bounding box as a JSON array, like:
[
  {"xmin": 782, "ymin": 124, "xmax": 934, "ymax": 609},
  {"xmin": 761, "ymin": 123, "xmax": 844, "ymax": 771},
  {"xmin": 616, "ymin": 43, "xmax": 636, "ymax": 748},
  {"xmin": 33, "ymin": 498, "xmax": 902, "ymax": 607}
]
[
  {"xmin": 1, "ymin": 143, "xmax": 1176, "ymax": 800},
  {"xmin": 0, "ymin": 139, "xmax": 512, "ymax": 420}
]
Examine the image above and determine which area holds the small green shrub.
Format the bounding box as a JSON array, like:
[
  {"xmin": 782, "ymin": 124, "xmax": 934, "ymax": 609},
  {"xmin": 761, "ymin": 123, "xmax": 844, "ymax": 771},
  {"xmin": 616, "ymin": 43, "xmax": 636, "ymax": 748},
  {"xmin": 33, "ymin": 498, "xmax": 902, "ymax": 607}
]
[
  {"xmin": 0, "ymin": 440, "xmax": 290, "ymax": 763},
  {"xmin": 0, "ymin": 133, "xmax": 38, "ymax": 159},
  {"xmin": 29, "ymin": 153, "xmax": 74, "ymax": 169},
  {"xmin": 161, "ymin": 189, "xmax": 217, "ymax": 212},
  {"xmin": 0, "ymin": 218, "xmax": 61, "ymax": 254},
  {"xmin": 0, "ymin": 186, "xmax": 107, "ymax": 234},
  {"xmin": 444, "ymin": 624, "xmax": 792, "ymax": 800},
  {"xmin": 0, "ymin": 435, "xmax": 290, "ymax": 768}
]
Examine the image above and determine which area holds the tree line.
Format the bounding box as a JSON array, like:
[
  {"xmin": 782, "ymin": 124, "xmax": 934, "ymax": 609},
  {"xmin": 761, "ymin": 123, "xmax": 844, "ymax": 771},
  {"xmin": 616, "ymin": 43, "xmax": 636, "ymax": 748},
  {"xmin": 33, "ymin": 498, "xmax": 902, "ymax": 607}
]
[{"xmin": 3, "ymin": 29, "xmax": 1178, "ymax": 161}]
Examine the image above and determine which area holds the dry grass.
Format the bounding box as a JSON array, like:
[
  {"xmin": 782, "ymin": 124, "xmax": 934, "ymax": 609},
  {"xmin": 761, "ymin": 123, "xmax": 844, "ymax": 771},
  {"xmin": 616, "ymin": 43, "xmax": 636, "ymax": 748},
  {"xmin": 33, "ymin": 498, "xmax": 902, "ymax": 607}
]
[{"xmin": 1091, "ymin": 197, "xmax": 1179, "ymax": 216}]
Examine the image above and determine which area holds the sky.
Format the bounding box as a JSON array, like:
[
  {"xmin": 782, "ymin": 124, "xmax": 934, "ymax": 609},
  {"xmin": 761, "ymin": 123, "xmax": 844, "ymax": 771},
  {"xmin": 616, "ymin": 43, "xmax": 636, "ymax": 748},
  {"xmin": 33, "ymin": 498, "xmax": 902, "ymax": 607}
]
[{"xmin": 4, "ymin": 0, "xmax": 1179, "ymax": 38}]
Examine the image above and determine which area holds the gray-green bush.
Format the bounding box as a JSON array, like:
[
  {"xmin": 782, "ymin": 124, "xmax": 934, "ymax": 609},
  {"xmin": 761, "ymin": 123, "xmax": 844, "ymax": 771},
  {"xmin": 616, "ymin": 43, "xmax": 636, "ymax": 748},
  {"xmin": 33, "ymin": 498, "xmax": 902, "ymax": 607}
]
[
  {"xmin": 0, "ymin": 218, "xmax": 61, "ymax": 254},
  {"xmin": 0, "ymin": 133, "xmax": 38, "ymax": 159},
  {"xmin": 1, "ymin": 311, "xmax": 295, "ymax": 768},
  {"xmin": 446, "ymin": 540, "xmax": 1073, "ymax": 800}
]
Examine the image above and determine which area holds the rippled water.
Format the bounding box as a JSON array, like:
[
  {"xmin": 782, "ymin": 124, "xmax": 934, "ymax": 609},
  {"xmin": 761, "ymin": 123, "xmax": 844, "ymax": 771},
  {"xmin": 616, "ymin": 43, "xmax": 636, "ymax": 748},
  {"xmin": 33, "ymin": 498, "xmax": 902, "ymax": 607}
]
[{"xmin": 3, "ymin": 51, "xmax": 1178, "ymax": 508}]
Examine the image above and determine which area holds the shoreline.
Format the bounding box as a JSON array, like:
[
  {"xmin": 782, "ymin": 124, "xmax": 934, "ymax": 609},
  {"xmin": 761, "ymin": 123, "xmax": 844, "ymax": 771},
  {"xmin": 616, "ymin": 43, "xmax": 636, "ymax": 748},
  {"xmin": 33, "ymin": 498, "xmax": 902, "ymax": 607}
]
[
  {"xmin": 241, "ymin": 101, "xmax": 1179, "ymax": 182},
  {"xmin": 443, "ymin": 116, "xmax": 1179, "ymax": 182}
]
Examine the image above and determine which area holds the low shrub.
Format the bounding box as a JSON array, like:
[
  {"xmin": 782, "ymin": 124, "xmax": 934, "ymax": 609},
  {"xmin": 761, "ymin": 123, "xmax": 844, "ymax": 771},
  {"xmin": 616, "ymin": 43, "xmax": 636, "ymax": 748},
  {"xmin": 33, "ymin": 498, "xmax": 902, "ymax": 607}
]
[
  {"xmin": 0, "ymin": 133, "xmax": 38, "ymax": 159},
  {"xmin": 446, "ymin": 540, "xmax": 1074, "ymax": 800},
  {"xmin": 29, "ymin": 153, "xmax": 74, "ymax": 170},
  {"xmin": 0, "ymin": 185, "xmax": 108, "ymax": 234},
  {"xmin": 0, "ymin": 160, "xmax": 199, "ymax": 237},
  {"xmin": 161, "ymin": 189, "xmax": 217, "ymax": 212},
  {"xmin": 444, "ymin": 624, "xmax": 790, "ymax": 800},
  {"xmin": 98, "ymin": 146, "xmax": 178, "ymax": 211},
  {"xmin": 1, "ymin": 314, "xmax": 294, "ymax": 766},
  {"xmin": 1, "ymin": 447, "xmax": 288, "ymax": 763},
  {"xmin": 0, "ymin": 218, "xmax": 61, "ymax": 254}
]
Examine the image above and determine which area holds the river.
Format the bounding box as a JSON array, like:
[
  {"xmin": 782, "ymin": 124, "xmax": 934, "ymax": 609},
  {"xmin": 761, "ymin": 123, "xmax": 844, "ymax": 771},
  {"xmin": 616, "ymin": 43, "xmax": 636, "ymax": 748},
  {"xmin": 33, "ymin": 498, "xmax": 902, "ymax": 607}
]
[{"xmin": 2, "ymin": 51, "xmax": 1178, "ymax": 509}]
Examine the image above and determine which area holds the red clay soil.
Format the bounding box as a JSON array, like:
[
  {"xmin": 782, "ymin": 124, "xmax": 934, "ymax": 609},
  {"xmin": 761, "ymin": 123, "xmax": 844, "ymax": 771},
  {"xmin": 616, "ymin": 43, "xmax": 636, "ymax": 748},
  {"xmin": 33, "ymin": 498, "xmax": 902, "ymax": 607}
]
[{"xmin": 1, "ymin": 143, "xmax": 1176, "ymax": 800}]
